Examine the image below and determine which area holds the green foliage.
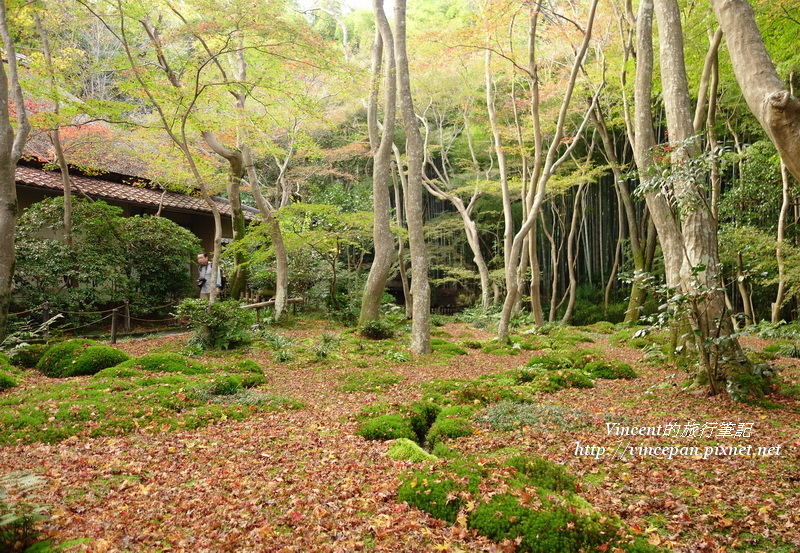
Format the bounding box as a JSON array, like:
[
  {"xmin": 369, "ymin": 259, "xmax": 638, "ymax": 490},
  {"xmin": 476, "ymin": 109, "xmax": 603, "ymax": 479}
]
[
  {"xmin": 386, "ymin": 438, "xmax": 438, "ymax": 462},
  {"xmin": 397, "ymin": 470, "xmax": 464, "ymax": 523},
  {"xmin": 506, "ymin": 455, "xmax": 577, "ymax": 492},
  {"xmin": 0, "ymin": 370, "xmax": 17, "ymax": 392},
  {"xmin": 585, "ymin": 360, "xmax": 638, "ymax": 380},
  {"xmin": 110, "ymin": 353, "xmax": 209, "ymax": 375},
  {"xmin": 338, "ymin": 369, "xmax": 401, "ymax": 392},
  {"xmin": 359, "ymin": 319, "xmax": 395, "ymax": 340},
  {"xmin": 7, "ymin": 344, "xmax": 48, "ymax": 370},
  {"xmin": 474, "ymin": 401, "xmax": 591, "ymax": 432},
  {"xmin": 726, "ymin": 363, "xmax": 777, "ymax": 402},
  {"xmin": 14, "ymin": 198, "xmax": 198, "ymax": 318},
  {"xmin": 405, "ymin": 402, "xmax": 441, "ymax": 444},
  {"xmin": 0, "ymin": 472, "xmax": 49, "ymax": 552},
  {"xmin": 175, "ymin": 299, "xmax": 256, "ymax": 350},
  {"xmin": 36, "ymin": 340, "xmax": 129, "ymax": 378},
  {"xmin": 425, "ymin": 417, "xmax": 474, "ymax": 448},
  {"xmin": 357, "ymin": 414, "xmax": 416, "ymax": 441}
]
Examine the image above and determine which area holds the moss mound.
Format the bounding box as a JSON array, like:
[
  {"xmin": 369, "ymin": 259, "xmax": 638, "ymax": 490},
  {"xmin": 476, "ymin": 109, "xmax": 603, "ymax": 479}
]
[
  {"xmin": 387, "ymin": 438, "xmax": 438, "ymax": 462},
  {"xmin": 115, "ymin": 353, "xmax": 210, "ymax": 375},
  {"xmin": 36, "ymin": 339, "xmax": 130, "ymax": 378}
]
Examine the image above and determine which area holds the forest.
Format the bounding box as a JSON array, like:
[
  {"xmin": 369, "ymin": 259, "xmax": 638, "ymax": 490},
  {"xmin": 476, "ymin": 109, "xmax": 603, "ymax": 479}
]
[{"xmin": 1, "ymin": 0, "xmax": 800, "ymax": 551}]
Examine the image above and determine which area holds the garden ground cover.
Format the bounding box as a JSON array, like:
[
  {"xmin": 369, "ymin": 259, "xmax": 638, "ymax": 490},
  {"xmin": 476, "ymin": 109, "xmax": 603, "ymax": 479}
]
[{"xmin": 1, "ymin": 321, "xmax": 799, "ymax": 552}]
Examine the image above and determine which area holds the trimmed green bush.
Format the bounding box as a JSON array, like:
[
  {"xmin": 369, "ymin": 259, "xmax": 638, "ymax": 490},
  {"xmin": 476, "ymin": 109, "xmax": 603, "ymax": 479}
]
[
  {"xmin": 585, "ymin": 360, "xmax": 638, "ymax": 380},
  {"xmin": 397, "ymin": 470, "xmax": 464, "ymax": 523},
  {"xmin": 387, "ymin": 438, "xmax": 437, "ymax": 462},
  {"xmin": 358, "ymin": 414, "xmax": 416, "ymax": 441},
  {"xmin": 0, "ymin": 370, "xmax": 17, "ymax": 392},
  {"xmin": 115, "ymin": 353, "xmax": 210, "ymax": 375}
]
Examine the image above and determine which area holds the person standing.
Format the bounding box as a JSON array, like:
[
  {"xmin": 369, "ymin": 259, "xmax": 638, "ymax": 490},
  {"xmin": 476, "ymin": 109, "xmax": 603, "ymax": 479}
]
[{"xmin": 196, "ymin": 252, "xmax": 221, "ymax": 299}]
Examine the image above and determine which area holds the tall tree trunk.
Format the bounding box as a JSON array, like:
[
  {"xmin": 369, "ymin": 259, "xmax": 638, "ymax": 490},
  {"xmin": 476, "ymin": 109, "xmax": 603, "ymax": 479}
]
[
  {"xmin": 242, "ymin": 146, "xmax": 289, "ymax": 319},
  {"xmin": 0, "ymin": 2, "xmax": 31, "ymax": 339},
  {"xmin": 394, "ymin": 0, "xmax": 430, "ymax": 354},
  {"xmin": 640, "ymin": 0, "xmax": 750, "ymax": 394},
  {"xmin": 561, "ymin": 183, "xmax": 587, "ymax": 324},
  {"xmin": 360, "ymin": 0, "xmax": 397, "ymax": 325},
  {"xmin": 710, "ymin": 0, "xmax": 800, "ymax": 183}
]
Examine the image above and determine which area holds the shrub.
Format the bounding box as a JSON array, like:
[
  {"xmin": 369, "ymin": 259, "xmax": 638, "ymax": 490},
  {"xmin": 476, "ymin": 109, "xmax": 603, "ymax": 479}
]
[
  {"xmin": 359, "ymin": 319, "xmax": 395, "ymax": 340},
  {"xmin": 358, "ymin": 414, "xmax": 416, "ymax": 441},
  {"xmin": 425, "ymin": 417, "xmax": 473, "ymax": 448},
  {"xmin": 387, "ymin": 438, "xmax": 437, "ymax": 462},
  {"xmin": 397, "ymin": 470, "xmax": 464, "ymax": 523},
  {"xmin": 175, "ymin": 299, "xmax": 256, "ymax": 350},
  {"xmin": 585, "ymin": 360, "xmax": 638, "ymax": 380},
  {"xmin": 505, "ymin": 455, "xmax": 577, "ymax": 492},
  {"xmin": 114, "ymin": 353, "xmax": 209, "ymax": 375},
  {"xmin": 0, "ymin": 370, "xmax": 17, "ymax": 392}
]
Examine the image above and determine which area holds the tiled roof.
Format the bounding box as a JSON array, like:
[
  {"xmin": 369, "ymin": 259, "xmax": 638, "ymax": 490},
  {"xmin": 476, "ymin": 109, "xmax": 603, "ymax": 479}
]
[{"xmin": 16, "ymin": 165, "xmax": 257, "ymax": 220}]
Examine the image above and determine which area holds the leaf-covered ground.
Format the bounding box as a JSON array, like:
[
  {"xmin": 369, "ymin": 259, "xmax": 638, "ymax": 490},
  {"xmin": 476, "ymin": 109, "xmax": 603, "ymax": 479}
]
[{"xmin": 2, "ymin": 321, "xmax": 799, "ymax": 552}]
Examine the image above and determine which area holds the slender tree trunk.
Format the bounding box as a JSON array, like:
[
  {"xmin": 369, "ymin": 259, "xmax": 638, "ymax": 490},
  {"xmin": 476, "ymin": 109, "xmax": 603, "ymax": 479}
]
[
  {"xmin": 0, "ymin": 2, "xmax": 32, "ymax": 339},
  {"xmin": 773, "ymin": 161, "xmax": 791, "ymax": 323},
  {"xmin": 360, "ymin": 0, "xmax": 397, "ymax": 325},
  {"xmin": 561, "ymin": 183, "xmax": 587, "ymax": 324},
  {"xmin": 202, "ymin": 132, "xmax": 248, "ymax": 299},
  {"xmin": 394, "ymin": 0, "xmax": 430, "ymax": 354},
  {"xmin": 242, "ymin": 146, "xmax": 289, "ymax": 319}
]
